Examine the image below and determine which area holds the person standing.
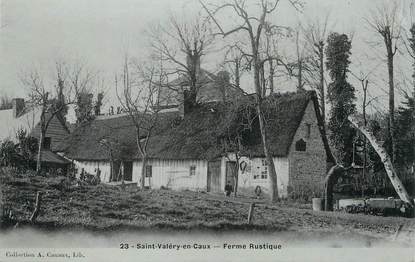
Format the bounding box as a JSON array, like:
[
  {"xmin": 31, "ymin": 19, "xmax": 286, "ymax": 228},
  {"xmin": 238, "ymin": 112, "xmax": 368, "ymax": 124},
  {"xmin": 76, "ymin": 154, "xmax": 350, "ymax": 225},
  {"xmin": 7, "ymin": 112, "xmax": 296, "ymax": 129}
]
[{"xmin": 224, "ymin": 181, "xmax": 233, "ymax": 197}]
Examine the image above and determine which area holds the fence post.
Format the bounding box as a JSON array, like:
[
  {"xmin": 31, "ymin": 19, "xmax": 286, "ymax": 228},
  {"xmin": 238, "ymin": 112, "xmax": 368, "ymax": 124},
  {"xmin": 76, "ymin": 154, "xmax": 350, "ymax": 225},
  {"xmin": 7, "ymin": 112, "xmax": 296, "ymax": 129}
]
[
  {"xmin": 247, "ymin": 203, "xmax": 255, "ymax": 224},
  {"xmin": 30, "ymin": 191, "xmax": 43, "ymax": 223}
]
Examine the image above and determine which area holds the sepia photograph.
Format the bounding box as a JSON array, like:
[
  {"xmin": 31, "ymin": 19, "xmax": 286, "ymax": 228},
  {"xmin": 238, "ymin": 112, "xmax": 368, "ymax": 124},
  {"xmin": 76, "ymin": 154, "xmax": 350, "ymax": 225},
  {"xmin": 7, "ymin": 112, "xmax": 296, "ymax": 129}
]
[{"xmin": 0, "ymin": 0, "xmax": 414, "ymax": 261}]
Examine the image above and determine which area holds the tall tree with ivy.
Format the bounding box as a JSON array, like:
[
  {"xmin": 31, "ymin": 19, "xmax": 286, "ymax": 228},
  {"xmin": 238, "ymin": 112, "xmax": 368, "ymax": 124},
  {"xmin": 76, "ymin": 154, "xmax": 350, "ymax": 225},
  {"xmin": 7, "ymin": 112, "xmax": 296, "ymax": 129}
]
[
  {"xmin": 404, "ymin": 23, "xmax": 415, "ymax": 171},
  {"xmin": 409, "ymin": 24, "xmax": 415, "ymax": 96},
  {"xmin": 325, "ymin": 33, "xmax": 356, "ymax": 164}
]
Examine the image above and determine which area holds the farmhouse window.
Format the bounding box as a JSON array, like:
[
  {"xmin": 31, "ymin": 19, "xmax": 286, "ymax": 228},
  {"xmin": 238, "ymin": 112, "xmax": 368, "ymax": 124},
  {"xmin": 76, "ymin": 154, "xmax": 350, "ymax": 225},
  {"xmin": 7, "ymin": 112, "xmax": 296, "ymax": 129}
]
[
  {"xmin": 306, "ymin": 123, "xmax": 311, "ymax": 138},
  {"xmin": 43, "ymin": 137, "xmax": 51, "ymax": 149},
  {"xmin": 145, "ymin": 165, "xmax": 152, "ymax": 177},
  {"xmin": 295, "ymin": 139, "xmax": 307, "ymax": 152},
  {"xmin": 190, "ymin": 166, "xmax": 196, "ymax": 176},
  {"xmin": 261, "ymin": 171, "xmax": 268, "ymax": 179}
]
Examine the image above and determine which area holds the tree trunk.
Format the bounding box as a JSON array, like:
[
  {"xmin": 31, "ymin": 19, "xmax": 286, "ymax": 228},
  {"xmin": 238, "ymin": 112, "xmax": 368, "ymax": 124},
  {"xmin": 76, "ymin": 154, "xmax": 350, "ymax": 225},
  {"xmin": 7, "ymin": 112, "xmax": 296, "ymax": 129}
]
[
  {"xmin": 260, "ymin": 64, "xmax": 266, "ymax": 97},
  {"xmin": 257, "ymin": 103, "xmax": 279, "ymax": 201},
  {"xmin": 253, "ymin": 52, "xmax": 279, "ymax": 202},
  {"xmin": 0, "ymin": 182, "xmax": 3, "ymax": 224},
  {"xmin": 298, "ymin": 60, "xmax": 303, "ymax": 90},
  {"xmin": 235, "ymin": 59, "xmax": 240, "ymax": 89},
  {"xmin": 234, "ymin": 154, "xmax": 240, "ymax": 197},
  {"xmin": 269, "ymin": 60, "xmax": 274, "ymax": 94},
  {"xmin": 362, "ymin": 83, "xmax": 367, "ymax": 197},
  {"xmin": 121, "ymin": 161, "xmax": 125, "ymax": 185},
  {"xmin": 319, "ymin": 45, "xmax": 325, "ymax": 122},
  {"xmin": 388, "ymin": 56, "xmax": 396, "ymax": 163},
  {"xmin": 109, "ymin": 152, "xmax": 114, "ymax": 182},
  {"xmin": 109, "ymin": 161, "xmax": 113, "ymax": 182},
  {"xmin": 140, "ymin": 155, "xmax": 148, "ymax": 189},
  {"xmin": 36, "ymin": 128, "xmax": 45, "ymax": 174},
  {"xmin": 386, "ymin": 35, "xmax": 396, "ymax": 163},
  {"xmin": 348, "ymin": 115, "xmax": 414, "ymax": 207}
]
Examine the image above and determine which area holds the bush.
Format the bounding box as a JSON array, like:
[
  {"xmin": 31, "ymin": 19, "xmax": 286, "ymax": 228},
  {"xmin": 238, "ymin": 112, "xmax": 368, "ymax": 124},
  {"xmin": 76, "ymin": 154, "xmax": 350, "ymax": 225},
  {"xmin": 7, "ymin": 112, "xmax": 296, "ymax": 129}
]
[
  {"xmin": 0, "ymin": 140, "xmax": 20, "ymax": 167},
  {"xmin": 287, "ymin": 184, "xmax": 324, "ymax": 203},
  {"xmin": 0, "ymin": 130, "xmax": 38, "ymax": 172}
]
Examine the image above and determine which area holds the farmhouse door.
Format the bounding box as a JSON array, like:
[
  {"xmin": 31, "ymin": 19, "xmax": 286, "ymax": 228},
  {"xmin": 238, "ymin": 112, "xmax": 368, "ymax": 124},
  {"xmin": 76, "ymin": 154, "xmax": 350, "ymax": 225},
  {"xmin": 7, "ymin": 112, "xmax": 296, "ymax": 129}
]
[
  {"xmin": 112, "ymin": 161, "xmax": 121, "ymax": 182},
  {"xmin": 207, "ymin": 160, "xmax": 221, "ymax": 192},
  {"xmin": 225, "ymin": 161, "xmax": 237, "ymax": 190},
  {"xmin": 123, "ymin": 161, "xmax": 133, "ymax": 182}
]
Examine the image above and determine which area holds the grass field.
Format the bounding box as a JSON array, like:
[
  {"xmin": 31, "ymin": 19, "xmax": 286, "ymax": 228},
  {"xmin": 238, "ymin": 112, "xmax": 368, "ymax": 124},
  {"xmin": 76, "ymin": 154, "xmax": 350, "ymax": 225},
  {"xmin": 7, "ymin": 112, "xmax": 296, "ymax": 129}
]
[{"xmin": 1, "ymin": 171, "xmax": 414, "ymax": 245}]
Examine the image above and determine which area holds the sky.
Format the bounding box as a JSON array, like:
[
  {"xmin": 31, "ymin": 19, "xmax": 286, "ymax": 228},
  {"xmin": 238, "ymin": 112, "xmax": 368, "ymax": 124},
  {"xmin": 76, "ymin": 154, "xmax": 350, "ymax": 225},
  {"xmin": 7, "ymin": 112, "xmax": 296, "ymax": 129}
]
[{"xmin": 0, "ymin": 0, "xmax": 413, "ymax": 114}]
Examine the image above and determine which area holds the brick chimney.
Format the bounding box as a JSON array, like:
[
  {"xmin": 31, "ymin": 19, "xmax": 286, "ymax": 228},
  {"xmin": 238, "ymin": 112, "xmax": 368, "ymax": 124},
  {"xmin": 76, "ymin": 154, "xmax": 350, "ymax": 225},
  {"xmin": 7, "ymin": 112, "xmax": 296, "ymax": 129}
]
[
  {"xmin": 186, "ymin": 52, "xmax": 201, "ymax": 76},
  {"xmin": 216, "ymin": 71, "xmax": 230, "ymax": 102},
  {"xmin": 12, "ymin": 98, "xmax": 25, "ymax": 118}
]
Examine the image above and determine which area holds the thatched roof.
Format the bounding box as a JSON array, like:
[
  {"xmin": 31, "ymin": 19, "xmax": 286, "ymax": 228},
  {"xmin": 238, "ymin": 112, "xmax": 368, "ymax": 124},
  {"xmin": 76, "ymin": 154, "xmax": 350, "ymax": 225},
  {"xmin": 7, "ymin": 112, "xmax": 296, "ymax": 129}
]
[
  {"xmin": 57, "ymin": 91, "xmax": 330, "ymax": 161},
  {"xmin": 34, "ymin": 150, "xmax": 71, "ymax": 165}
]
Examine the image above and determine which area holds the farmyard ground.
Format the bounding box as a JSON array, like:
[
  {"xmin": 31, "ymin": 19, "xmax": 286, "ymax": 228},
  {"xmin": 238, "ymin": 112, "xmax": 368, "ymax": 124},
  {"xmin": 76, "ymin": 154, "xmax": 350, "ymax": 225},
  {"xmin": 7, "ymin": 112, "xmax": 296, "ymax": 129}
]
[{"xmin": 1, "ymin": 172, "xmax": 414, "ymax": 247}]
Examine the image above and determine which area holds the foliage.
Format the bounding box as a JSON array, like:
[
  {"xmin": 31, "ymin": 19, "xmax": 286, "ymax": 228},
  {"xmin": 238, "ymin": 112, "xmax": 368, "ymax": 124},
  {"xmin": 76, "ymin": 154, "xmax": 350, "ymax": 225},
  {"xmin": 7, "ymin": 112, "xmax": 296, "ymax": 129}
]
[
  {"xmin": 366, "ymin": 119, "xmax": 384, "ymax": 172},
  {"xmin": 94, "ymin": 92, "xmax": 104, "ymax": 116},
  {"xmin": 75, "ymin": 92, "xmax": 104, "ymax": 123},
  {"xmin": 325, "ymin": 33, "xmax": 356, "ymax": 164},
  {"xmin": 16, "ymin": 129, "xmax": 38, "ymax": 169},
  {"xmin": 53, "ymin": 78, "xmax": 68, "ymax": 120},
  {"xmin": 75, "ymin": 92, "xmax": 94, "ymax": 124},
  {"xmin": 395, "ymin": 95, "xmax": 415, "ymax": 167},
  {"xmin": 0, "ymin": 130, "xmax": 38, "ymax": 169},
  {"xmin": 409, "ymin": 23, "xmax": 415, "ymax": 88},
  {"xmin": 0, "ymin": 140, "xmax": 20, "ymax": 167}
]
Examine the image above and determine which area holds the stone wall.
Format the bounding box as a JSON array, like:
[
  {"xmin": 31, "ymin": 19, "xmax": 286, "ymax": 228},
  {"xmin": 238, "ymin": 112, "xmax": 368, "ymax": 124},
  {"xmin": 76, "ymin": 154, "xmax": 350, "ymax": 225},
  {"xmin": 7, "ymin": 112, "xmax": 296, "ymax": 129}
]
[{"xmin": 288, "ymin": 101, "xmax": 327, "ymax": 198}]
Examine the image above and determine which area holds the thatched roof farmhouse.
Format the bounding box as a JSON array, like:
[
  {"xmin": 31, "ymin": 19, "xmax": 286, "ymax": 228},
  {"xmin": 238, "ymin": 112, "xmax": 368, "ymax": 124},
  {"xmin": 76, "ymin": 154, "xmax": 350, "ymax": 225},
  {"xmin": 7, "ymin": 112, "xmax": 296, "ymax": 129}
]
[{"xmin": 57, "ymin": 90, "xmax": 331, "ymax": 198}]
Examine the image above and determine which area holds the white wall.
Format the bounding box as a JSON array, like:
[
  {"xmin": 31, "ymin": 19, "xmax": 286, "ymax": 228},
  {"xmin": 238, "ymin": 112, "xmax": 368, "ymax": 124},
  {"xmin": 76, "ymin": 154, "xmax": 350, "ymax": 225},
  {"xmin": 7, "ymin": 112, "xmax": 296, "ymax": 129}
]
[
  {"xmin": 224, "ymin": 154, "xmax": 289, "ymax": 198},
  {"xmin": 72, "ymin": 156, "xmax": 290, "ymax": 198},
  {"xmin": 133, "ymin": 159, "xmax": 208, "ymax": 190},
  {"xmin": 73, "ymin": 160, "xmax": 111, "ymax": 182},
  {"xmin": 72, "ymin": 158, "xmax": 208, "ymax": 190}
]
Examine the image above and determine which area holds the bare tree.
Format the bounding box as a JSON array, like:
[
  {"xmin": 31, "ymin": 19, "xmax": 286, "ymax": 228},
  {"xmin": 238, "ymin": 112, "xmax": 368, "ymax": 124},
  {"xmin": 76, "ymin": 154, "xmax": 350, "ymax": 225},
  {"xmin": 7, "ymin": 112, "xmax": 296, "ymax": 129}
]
[
  {"xmin": 117, "ymin": 56, "xmax": 163, "ymax": 189},
  {"xmin": 148, "ymin": 14, "xmax": 214, "ymax": 108},
  {"xmin": 350, "ymin": 68, "xmax": 376, "ymax": 197},
  {"xmin": 98, "ymin": 135, "xmax": 123, "ymax": 183},
  {"xmin": 302, "ymin": 14, "xmax": 330, "ymax": 122},
  {"xmin": 220, "ymin": 95, "xmax": 256, "ymax": 196},
  {"xmin": 65, "ymin": 62, "xmax": 98, "ymax": 123},
  {"xmin": 291, "ymin": 25, "xmax": 312, "ymax": 91},
  {"xmin": 20, "ymin": 62, "xmax": 90, "ymax": 173},
  {"xmin": 202, "ymin": 0, "xmax": 303, "ymax": 201},
  {"xmin": 261, "ymin": 22, "xmax": 292, "ymax": 95},
  {"xmin": 366, "ymin": 0, "xmax": 402, "ymax": 163},
  {"xmin": 222, "ymin": 44, "xmax": 249, "ymax": 91},
  {"xmin": 264, "ymin": 24, "xmax": 310, "ymax": 94}
]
